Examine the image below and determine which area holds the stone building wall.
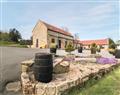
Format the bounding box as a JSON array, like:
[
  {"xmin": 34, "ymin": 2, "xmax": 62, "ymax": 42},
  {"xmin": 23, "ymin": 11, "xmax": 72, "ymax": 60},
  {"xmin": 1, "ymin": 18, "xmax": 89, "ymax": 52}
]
[
  {"xmin": 32, "ymin": 21, "xmax": 48, "ymax": 48},
  {"xmin": 32, "ymin": 21, "xmax": 73, "ymax": 49},
  {"xmin": 48, "ymin": 30, "xmax": 73, "ymax": 49}
]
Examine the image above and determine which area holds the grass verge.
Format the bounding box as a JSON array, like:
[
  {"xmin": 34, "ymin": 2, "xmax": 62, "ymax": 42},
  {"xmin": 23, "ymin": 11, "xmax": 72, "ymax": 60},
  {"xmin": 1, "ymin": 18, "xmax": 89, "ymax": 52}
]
[
  {"xmin": 0, "ymin": 41, "xmax": 28, "ymax": 48},
  {"xmin": 65, "ymin": 67, "xmax": 120, "ymax": 95}
]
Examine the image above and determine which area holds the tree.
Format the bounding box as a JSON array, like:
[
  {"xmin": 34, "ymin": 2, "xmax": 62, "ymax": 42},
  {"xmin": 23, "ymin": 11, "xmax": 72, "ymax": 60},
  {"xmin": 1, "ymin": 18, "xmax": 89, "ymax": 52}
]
[
  {"xmin": 108, "ymin": 38, "xmax": 116, "ymax": 49},
  {"xmin": 108, "ymin": 38, "xmax": 116, "ymax": 55},
  {"xmin": 108, "ymin": 38, "xmax": 115, "ymax": 45},
  {"xmin": 0, "ymin": 31, "xmax": 2, "ymax": 40},
  {"xmin": 0, "ymin": 31, "xmax": 10, "ymax": 41},
  {"xmin": 109, "ymin": 43, "xmax": 116, "ymax": 49},
  {"xmin": 9, "ymin": 28, "xmax": 21, "ymax": 42}
]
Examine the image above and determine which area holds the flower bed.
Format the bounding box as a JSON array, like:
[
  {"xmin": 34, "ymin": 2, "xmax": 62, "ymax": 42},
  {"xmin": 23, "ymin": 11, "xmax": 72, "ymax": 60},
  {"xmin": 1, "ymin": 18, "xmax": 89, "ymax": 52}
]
[{"xmin": 97, "ymin": 57, "xmax": 117, "ymax": 64}]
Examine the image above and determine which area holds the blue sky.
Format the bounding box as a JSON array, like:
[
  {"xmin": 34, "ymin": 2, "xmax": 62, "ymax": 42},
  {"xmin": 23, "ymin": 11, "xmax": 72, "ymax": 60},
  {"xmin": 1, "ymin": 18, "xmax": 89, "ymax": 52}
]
[{"xmin": 0, "ymin": 0, "xmax": 120, "ymax": 41}]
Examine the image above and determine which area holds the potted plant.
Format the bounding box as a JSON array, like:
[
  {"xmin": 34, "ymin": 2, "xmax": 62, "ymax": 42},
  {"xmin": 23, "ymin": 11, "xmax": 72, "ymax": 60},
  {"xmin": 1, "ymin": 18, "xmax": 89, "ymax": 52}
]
[
  {"xmin": 91, "ymin": 43, "xmax": 97, "ymax": 54},
  {"xmin": 65, "ymin": 42, "xmax": 75, "ymax": 62},
  {"xmin": 50, "ymin": 43, "xmax": 57, "ymax": 54},
  {"xmin": 97, "ymin": 46, "xmax": 101, "ymax": 52},
  {"xmin": 78, "ymin": 46, "xmax": 83, "ymax": 53},
  {"xmin": 65, "ymin": 42, "xmax": 75, "ymax": 54}
]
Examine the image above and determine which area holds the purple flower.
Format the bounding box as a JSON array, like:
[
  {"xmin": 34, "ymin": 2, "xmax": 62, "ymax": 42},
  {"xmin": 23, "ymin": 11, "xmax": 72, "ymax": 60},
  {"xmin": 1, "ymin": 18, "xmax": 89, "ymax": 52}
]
[{"xmin": 97, "ymin": 57, "xmax": 117, "ymax": 64}]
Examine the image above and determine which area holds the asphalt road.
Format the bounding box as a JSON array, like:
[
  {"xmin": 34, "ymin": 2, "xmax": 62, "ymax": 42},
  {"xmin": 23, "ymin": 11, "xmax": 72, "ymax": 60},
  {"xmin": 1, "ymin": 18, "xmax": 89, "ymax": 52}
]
[{"xmin": 0, "ymin": 47, "xmax": 49, "ymax": 93}]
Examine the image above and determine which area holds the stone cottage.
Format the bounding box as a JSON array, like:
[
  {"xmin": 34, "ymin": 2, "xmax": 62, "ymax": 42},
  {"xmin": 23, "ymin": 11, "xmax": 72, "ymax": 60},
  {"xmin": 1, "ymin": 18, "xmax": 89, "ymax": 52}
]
[
  {"xmin": 80, "ymin": 39, "xmax": 109, "ymax": 49},
  {"xmin": 32, "ymin": 20, "xmax": 74, "ymax": 49}
]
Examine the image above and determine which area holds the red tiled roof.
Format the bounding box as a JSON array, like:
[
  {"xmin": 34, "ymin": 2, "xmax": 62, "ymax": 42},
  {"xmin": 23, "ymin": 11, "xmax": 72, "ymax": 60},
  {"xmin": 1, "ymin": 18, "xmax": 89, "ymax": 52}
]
[
  {"xmin": 74, "ymin": 39, "xmax": 81, "ymax": 44},
  {"xmin": 80, "ymin": 39, "xmax": 108, "ymax": 45},
  {"xmin": 41, "ymin": 21, "xmax": 73, "ymax": 37}
]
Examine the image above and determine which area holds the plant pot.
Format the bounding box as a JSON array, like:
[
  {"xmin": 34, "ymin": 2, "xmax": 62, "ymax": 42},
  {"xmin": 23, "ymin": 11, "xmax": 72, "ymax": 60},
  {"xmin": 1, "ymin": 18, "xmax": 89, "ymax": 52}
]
[
  {"xmin": 50, "ymin": 48, "xmax": 56, "ymax": 54},
  {"xmin": 115, "ymin": 49, "xmax": 120, "ymax": 58},
  {"xmin": 91, "ymin": 48, "xmax": 96, "ymax": 54},
  {"xmin": 78, "ymin": 47, "xmax": 83, "ymax": 53}
]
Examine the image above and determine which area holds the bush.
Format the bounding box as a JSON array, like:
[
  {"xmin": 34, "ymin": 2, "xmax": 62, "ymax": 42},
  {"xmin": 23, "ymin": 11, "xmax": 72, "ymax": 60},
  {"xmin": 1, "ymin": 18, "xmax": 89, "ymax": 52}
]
[
  {"xmin": 108, "ymin": 40, "xmax": 116, "ymax": 55},
  {"xmin": 91, "ymin": 43, "xmax": 97, "ymax": 48},
  {"xmin": 91, "ymin": 43, "xmax": 97, "ymax": 54},
  {"xmin": 50, "ymin": 43, "xmax": 57, "ymax": 48},
  {"xmin": 19, "ymin": 40, "xmax": 32, "ymax": 45},
  {"xmin": 65, "ymin": 42, "xmax": 75, "ymax": 53},
  {"xmin": 108, "ymin": 49, "xmax": 116, "ymax": 55},
  {"xmin": 109, "ymin": 43, "xmax": 116, "ymax": 49}
]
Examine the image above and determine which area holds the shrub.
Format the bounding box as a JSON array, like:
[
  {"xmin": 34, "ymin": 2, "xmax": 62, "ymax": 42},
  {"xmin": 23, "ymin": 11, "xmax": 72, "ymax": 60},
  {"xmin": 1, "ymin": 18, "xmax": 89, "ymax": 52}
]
[
  {"xmin": 91, "ymin": 43, "xmax": 97, "ymax": 48},
  {"xmin": 108, "ymin": 42, "xmax": 116, "ymax": 55},
  {"xmin": 91, "ymin": 43, "xmax": 97, "ymax": 54},
  {"xmin": 109, "ymin": 43, "xmax": 116, "ymax": 49},
  {"xmin": 50, "ymin": 43, "xmax": 57, "ymax": 48},
  {"xmin": 20, "ymin": 40, "xmax": 32, "ymax": 45},
  {"xmin": 65, "ymin": 42, "xmax": 75, "ymax": 53},
  {"xmin": 109, "ymin": 48, "xmax": 116, "ymax": 55}
]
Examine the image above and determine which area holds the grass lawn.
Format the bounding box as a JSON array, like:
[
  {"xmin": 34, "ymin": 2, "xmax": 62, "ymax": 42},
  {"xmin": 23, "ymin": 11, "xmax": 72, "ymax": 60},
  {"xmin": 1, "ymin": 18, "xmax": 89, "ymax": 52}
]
[
  {"xmin": 0, "ymin": 41, "xmax": 28, "ymax": 48},
  {"xmin": 65, "ymin": 67, "xmax": 120, "ymax": 95}
]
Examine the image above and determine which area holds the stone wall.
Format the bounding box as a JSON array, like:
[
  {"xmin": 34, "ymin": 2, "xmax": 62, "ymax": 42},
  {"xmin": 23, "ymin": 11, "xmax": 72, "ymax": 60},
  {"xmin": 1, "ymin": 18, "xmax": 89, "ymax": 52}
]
[
  {"xmin": 32, "ymin": 21, "xmax": 48, "ymax": 48},
  {"xmin": 48, "ymin": 30, "xmax": 73, "ymax": 49},
  {"xmin": 21, "ymin": 58, "xmax": 120, "ymax": 95}
]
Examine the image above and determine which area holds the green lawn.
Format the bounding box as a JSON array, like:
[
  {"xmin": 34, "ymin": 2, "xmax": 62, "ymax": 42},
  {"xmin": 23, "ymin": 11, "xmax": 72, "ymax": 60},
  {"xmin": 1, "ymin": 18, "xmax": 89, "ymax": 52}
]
[
  {"xmin": 0, "ymin": 41, "xmax": 28, "ymax": 48},
  {"xmin": 65, "ymin": 67, "xmax": 120, "ymax": 95}
]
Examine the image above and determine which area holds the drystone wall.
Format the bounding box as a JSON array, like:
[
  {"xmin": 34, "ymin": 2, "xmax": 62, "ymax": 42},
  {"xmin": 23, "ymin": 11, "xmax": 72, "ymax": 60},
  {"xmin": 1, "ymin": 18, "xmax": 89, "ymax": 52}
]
[{"xmin": 21, "ymin": 58, "xmax": 120, "ymax": 95}]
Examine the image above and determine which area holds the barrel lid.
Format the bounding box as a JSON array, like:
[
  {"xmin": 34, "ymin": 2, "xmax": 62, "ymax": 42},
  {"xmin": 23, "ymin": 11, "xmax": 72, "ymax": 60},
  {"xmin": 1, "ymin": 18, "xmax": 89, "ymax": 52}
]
[{"xmin": 35, "ymin": 53, "xmax": 52, "ymax": 59}]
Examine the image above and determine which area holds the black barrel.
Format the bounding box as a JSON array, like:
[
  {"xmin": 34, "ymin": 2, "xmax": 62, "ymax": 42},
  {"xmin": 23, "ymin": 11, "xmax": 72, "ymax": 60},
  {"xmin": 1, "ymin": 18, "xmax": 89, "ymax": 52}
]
[
  {"xmin": 115, "ymin": 50, "xmax": 120, "ymax": 58},
  {"xmin": 33, "ymin": 53, "xmax": 53, "ymax": 83}
]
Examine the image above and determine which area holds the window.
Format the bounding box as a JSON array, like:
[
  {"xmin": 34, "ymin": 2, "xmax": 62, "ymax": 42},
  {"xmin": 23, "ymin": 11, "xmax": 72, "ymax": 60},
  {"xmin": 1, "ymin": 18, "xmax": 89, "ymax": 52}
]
[{"xmin": 51, "ymin": 38, "xmax": 55, "ymax": 43}]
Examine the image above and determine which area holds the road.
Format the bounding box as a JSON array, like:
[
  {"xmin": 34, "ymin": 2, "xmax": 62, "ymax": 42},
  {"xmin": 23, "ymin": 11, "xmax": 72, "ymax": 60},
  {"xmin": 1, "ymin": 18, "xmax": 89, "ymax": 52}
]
[{"xmin": 0, "ymin": 47, "xmax": 49, "ymax": 93}]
